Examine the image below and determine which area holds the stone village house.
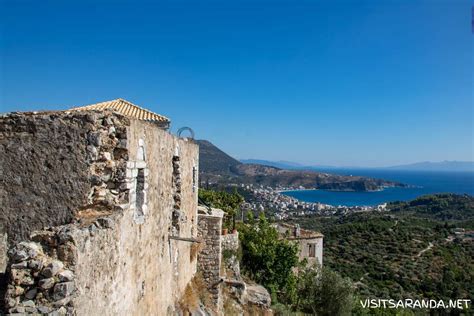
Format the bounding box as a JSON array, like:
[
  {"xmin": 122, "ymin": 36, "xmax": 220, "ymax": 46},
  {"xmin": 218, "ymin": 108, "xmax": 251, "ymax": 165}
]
[{"xmin": 273, "ymin": 223, "xmax": 323, "ymax": 267}]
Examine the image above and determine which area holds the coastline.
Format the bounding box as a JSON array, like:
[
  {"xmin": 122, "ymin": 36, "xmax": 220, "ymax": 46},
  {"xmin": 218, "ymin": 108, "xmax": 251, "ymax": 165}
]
[
  {"xmin": 278, "ymin": 187, "xmax": 391, "ymax": 193},
  {"xmin": 246, "ymin": 170, "xmax": 474, "ymax": 210},
  {"xmin": 276, "ymin": 188, "xmax": 317, "ymax": 193}
]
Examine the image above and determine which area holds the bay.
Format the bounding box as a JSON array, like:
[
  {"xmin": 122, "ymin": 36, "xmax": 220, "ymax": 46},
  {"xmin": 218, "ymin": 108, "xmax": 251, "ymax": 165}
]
[{"xmin": 282, "ymin": 169, "xmax": 474, "ymax": 207}]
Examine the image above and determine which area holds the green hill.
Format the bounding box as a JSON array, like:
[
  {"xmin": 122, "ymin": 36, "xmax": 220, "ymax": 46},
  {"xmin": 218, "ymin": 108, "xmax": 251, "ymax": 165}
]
[
  {"xmin": 287, "ymin": 194, "xmax": 474, "ymax": 302},
  {"xmin": 195, "ymin": 139, "xmax": 241, "ymax": 175}
]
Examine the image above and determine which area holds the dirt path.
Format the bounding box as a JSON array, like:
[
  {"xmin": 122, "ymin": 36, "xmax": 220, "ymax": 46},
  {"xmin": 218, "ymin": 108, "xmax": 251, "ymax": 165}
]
[{"xmin": 416, "ymin": 242, "xmax": 434, "ymax": 258}]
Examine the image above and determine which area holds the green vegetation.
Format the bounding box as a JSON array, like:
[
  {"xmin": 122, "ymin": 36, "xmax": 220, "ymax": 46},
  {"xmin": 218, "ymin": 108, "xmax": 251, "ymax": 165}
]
[
  {"xmin": 238, "ymin": 213, "xmax": 300, "ymax": 305},
  {"xmin": 296, "ymin": 265, "xmax": 354, "ymax": 316},
  {"xmin": 200, "ymin": 188, "xmax": 354, "ymax": 313},
  {"xmin": 198, "ymin": 188, "xmax": 243, "ymax": 229},
  {"xmin": 201, "ymin": 190, "xmax": 473, "ymax": 314},
  {"xmin": 238, "ymin": 212, "xmax": 355, "ymax": 313},
  {"xmin": 389, "ymin": 193, "xmax": 474, "ymax": 223},
  {"xmin": 289, "ymin": 194, "xmax": 474, "ymax": 306}
]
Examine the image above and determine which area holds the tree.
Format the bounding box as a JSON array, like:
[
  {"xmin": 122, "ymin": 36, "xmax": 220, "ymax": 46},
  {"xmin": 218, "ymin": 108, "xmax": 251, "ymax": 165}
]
[
  {"xmin": 238, "ymin": 213, "xmax": 300, "ymax": 305},
  {"xmin": 296, "ymin": 264, "xmax": 354, "ymax": 316},
  {"xmin": 198, "ymin": 188, "xmax": 243, "ymax": 229}
]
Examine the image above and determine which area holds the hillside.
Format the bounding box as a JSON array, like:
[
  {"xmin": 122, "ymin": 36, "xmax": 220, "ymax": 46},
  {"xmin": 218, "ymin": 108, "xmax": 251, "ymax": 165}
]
[
  {"xmin": 389, "ymin": 193, "xmax": 474, "ymax": 221},
  {"xmin": 197, "ymin": 140, "xmax": 406, "ymax": 191},
  {"xmin": 288, "ymin": 194, "xmax": 474, "ymax": 302},
  {"xmin": 196, "ymin": 140, "xmax": 241, "ymax": 175},
  {"xmin": 240, "ymin": 159, "xmax": 340, "ymax": 170},
  {"xmin": 232, "ymin": 164, "xmax": 403, "ymax": 191},
  {"xmin": 239, "ymin": 159, "xmax": 306, "ymax": 170}
]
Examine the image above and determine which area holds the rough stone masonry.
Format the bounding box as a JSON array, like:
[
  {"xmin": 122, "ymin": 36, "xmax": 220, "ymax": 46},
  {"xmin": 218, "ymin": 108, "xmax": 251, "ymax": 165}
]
[
  {"xmin": 0, "ymin": 108, "xmax": 199, "ymax": 315},
  {"xmin": 197, "ymin": 207, "xmax": 224, "ymax": 312}
]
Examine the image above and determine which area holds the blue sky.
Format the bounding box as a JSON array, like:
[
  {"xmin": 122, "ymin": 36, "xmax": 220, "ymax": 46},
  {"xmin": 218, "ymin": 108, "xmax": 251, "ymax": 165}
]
[{"xmin": 1, "ymin": 0, "xmax": 472, "ymax": 167}]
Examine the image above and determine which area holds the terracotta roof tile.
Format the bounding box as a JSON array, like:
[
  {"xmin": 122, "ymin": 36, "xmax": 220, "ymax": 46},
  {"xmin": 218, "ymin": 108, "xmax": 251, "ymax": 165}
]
[
  {"xmin": 70, "ymin": 98, "xmax": 170, "ymax": 124},
  {"xmin": 274, "ymin": 223, "xmax": 323, "ymax": 239}
]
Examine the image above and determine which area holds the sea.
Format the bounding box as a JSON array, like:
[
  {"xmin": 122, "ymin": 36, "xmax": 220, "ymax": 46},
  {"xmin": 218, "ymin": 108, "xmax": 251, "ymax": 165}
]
[{"xmin": 282, "ymin": 169, "xmax": 474, "ymax": 207}]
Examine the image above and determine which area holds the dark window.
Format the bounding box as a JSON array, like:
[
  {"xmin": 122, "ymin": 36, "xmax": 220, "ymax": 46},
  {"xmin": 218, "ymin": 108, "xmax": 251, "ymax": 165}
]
[
  {"xmin": 308, "ymin": 243, "xmax": 316, "ymax": 257},
  {"xmin": 136, "ymin": 169, "xmax": 145, "ymax": 217}
]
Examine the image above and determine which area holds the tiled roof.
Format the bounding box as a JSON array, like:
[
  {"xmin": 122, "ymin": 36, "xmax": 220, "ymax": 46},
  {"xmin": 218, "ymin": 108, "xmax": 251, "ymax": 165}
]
[
  {"xmin": 70, "ymin": 98, "xmax": 170, "ymax": 124},
  {"xmin": 274, "ymin": 223, "xmax": 323, "ymax": 239}
]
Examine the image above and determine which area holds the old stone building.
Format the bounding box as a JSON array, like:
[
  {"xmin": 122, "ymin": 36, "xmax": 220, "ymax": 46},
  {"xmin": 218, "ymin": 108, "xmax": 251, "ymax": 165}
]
[
  {"xmin": 0, "ymin": 98, "xmax": 274, "ymax": 316},
  {"xmin": 0, "ymin": 99, "xmax": 200, "ymax": 315},
  {"xmin": 274, "ymin": 223, "xmax": 323, "ymax": 267}
]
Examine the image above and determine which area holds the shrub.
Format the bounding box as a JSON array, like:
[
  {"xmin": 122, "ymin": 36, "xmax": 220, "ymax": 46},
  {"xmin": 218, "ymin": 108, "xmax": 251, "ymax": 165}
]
[
  {"xmin": 296, "ymin": 264, "xmax": 354, "ymax": 316},
  {"xmin": 199, "ymin": 188, "xmax": 244, "ymax": 229},
  {"xmin": 238, "ymin": 213, "xmax": 300, "ymax": 305}
]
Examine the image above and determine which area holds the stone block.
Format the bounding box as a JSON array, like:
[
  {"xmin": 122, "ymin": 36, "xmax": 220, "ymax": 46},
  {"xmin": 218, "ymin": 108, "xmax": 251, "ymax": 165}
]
[
  {"xmin": 24, "ymin": 287, "xmax": 38, "ymax": 299},
  {"xmin": 39, "ymin": 277, "xmax": 56, "ymax": 290},
  {"xmin": 10, "ymin": 249, "xmax": 28, "ymax": 262},
  {"xmin": 22, "ymin": 300, "xmax": 35, "ymax": 307},
  {"xmin": 37, "ymin": 306, "xmax": 52, "ymax": 314},
  {"xmin": 135, "ymin": 161, "xmax": 147, "ymax": 169},
  {"xmin": 42, "ymin": 260, "xmax": 64, "ymax": 278},
  {"xmin": 58, "ymin": 270, "xmax": 75, "ymax": 282},
  {"xmin": 53, "ymin": 282, "xmax": 75, "ymax": 300},
  {"xmin": 96, "ymin": 217, "xmax": 114, "ymax": 229},
  {"xmin": 11, "ymin": 261, "xmax": 28, "ymax": 269},
  {"xmin": 11, "ymin": 268, "xmax": 34, "ymax": 285}
]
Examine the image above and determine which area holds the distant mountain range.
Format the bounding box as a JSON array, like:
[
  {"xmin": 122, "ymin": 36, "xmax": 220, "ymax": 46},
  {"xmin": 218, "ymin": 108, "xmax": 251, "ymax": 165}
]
[
  {"xmin": 240, "ymin": 159, "xmax": 474, "ymax": 172},
  {"xmin": 386, "ymin": 161, "xmax": 474, "ymax": 172},
  {"xmin": 196, "ymin": 140, "xmax": 406, "ymax": 192}
]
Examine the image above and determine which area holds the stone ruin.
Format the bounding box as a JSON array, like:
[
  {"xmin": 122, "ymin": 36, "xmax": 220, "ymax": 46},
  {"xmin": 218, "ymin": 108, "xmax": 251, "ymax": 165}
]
[
  {"xmin": 0, "ymin": 103, "xmax": 198, "ymax": 314},
  {"xmin": 196, "ymin": 206, "xmax": 272, "ymax": 315},
  {"xmin": 0, "ymin": 100, "xmax": 271, "ymax": 315}
]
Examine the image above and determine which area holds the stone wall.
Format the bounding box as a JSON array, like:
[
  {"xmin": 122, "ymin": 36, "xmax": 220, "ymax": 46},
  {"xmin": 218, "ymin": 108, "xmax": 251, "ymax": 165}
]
[
  {"xmin": 221, "ymin": 232, "xmax": 239, "ymax": 252},
  {"xmin": 4, "ymin": 226, "xmax": 80, "ymax": 314},
  {"xmin": 1, "ymin": 110, "xmax": 199, "ymax": 315},
  {"xmin": 296, "ymin": 237, "xmax": 323, "ymax": 267},
  {"xmin": 71, "ymin": 117, "xmax": 199, "ymax": 315},
  {"xmin": 0, "ymin": 229, "xmax": 7, "ymax": 274},
  {"xmin": 219, "ymin": 231, "xmax": 273, "ymax": 314},
  {"xmin": 0, "ymin": 110, "xmax": 129, "ymax": 266},
  {"xmin": 221, "ymin": 232, "xmax": 240, "ymax": 280},
  {"xmin": 0, "ymin": 228, "xmax": 7, "ymax": 310},
  {"xmin": 197, "ymin": 210, "xmax": 223, "ymax": 312},
  {"xmin": 0, "ymin": 111, "xmax": 129, "ymax": 243}
]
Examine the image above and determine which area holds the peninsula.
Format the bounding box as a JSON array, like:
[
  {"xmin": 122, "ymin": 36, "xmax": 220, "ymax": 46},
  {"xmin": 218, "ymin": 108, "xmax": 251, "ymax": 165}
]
[{"xmin": 197, "ymin": 140, "xmax": 406, "ymax": 192}]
